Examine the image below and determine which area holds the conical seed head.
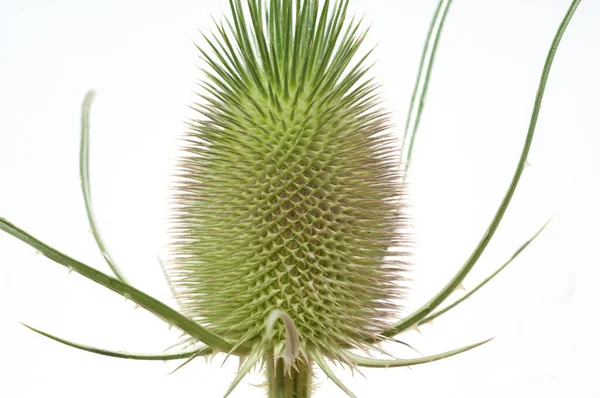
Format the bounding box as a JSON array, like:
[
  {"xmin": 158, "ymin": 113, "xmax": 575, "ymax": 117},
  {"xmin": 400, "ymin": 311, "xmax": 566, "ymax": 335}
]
[{"xmin": 167, "ymin": 0, "xmax": 410, "ymax": 358}]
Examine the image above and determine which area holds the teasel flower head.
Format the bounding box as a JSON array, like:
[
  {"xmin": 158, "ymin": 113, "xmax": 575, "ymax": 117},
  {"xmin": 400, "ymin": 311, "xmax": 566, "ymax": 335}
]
[
  {"xmin": 0, "ymin": 0, "xmax": 582, "ymax": 397},
  {"xmin": 167, "ymin": 0, "xmax": 410, "ymax": 370}
]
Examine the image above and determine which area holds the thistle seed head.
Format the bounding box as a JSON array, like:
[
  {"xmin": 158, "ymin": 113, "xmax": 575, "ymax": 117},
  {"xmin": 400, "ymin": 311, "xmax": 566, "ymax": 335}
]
[{"xmin": 167, "ymin": 0, "xmax": 411, "ymax": 363}]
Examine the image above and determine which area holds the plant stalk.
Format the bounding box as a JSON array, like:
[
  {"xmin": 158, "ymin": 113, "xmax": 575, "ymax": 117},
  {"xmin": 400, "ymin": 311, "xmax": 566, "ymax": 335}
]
[{"xmin": 265, "ymin": 352, "xmax": 313, "ymax": 398}]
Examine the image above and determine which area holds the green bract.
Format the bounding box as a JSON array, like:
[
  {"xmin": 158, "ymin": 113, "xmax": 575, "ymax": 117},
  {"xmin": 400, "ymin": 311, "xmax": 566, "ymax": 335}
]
[{"xmin": 0, "ymin": 0, "xmax": 582, "ymax": 397}]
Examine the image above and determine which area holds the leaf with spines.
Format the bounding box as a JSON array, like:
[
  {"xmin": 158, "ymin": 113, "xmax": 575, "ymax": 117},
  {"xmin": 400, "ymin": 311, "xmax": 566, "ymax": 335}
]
[{"xmin": 21, "ymin": 323, "xmax": 212, "ymax": 361}]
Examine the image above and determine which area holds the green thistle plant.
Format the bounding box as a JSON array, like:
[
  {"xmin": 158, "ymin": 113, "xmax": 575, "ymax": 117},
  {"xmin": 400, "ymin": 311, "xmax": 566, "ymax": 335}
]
[{"xmin": 0, "ymin": 0, "xmax": 582, "ymax": 397}]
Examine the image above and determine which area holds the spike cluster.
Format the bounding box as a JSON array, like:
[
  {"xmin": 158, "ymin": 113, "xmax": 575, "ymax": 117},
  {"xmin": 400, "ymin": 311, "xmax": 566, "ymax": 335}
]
[{"xmin": 167, "ymin": 0, "xmax": 410, "ymax": 361}]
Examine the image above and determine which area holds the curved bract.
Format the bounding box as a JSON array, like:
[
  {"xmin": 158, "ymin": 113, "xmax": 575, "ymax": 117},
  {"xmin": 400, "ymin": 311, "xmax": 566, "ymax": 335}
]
[
  {"xmin": 21, "ymin": 323, "xmax": 213, "ymax": 361},
  {"xmin": 79, "ymin": 91, "xmax": 130, "ymax": 285},
  {"xmin": 0, "ymin": 218, "xmax": 239, "ymax": 354},
  {"xmin": 0, "ymin": 0, "xmax": 583, "ymax": 397},
  {"xmin": 381, "ymin": 0, "xmax": 581, "ymax": 340}
]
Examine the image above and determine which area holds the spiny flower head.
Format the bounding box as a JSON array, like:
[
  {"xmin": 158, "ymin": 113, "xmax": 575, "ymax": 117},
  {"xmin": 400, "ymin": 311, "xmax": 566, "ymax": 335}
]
[
  {"xmin": 167, "ymin": 0, "xmax": 410, "ymax": 363},
  {"xmin": 0, "ymin": 0, "xmax": 580, "ymax": 397}
]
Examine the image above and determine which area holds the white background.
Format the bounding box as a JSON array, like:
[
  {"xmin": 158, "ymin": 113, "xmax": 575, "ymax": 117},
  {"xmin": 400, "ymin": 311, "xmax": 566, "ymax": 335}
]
[{"xmin": 1, "ymin": 0, "xmax": 598, "ymax": 397}]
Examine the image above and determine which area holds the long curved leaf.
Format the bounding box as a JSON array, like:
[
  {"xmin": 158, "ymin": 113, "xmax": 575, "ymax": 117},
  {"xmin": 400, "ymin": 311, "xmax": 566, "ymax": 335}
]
[
  {"xmin": 347, "ymin": 338, "xmax": 493, "ymax": 368},
  {"xmin": 22, "ymin": 323, "xmax": 212, "ymax": 360},
  {"xmin": 79, "ymin": 90, "xmax": 129, "ymax": 284},
  {"xmin": 383, "ymin": 0, "xmax": 582, "ymax": 339},
  {"xmin": 419, "ymin": 219, "xmax": 551, "ymax": 325},
  {"xmin": 401, "ymin": 0, "xmax": 453, "ymax": 179},
  {"xmin": 0, "ymin": 218, "xmax": 242, "ymax": 354}
]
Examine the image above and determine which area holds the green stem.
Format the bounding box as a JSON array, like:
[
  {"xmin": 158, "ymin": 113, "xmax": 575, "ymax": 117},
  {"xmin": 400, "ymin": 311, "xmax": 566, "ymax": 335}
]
[{"xmin": 266, "ymin": 352, "xmax": 312, "ymax": 398}]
